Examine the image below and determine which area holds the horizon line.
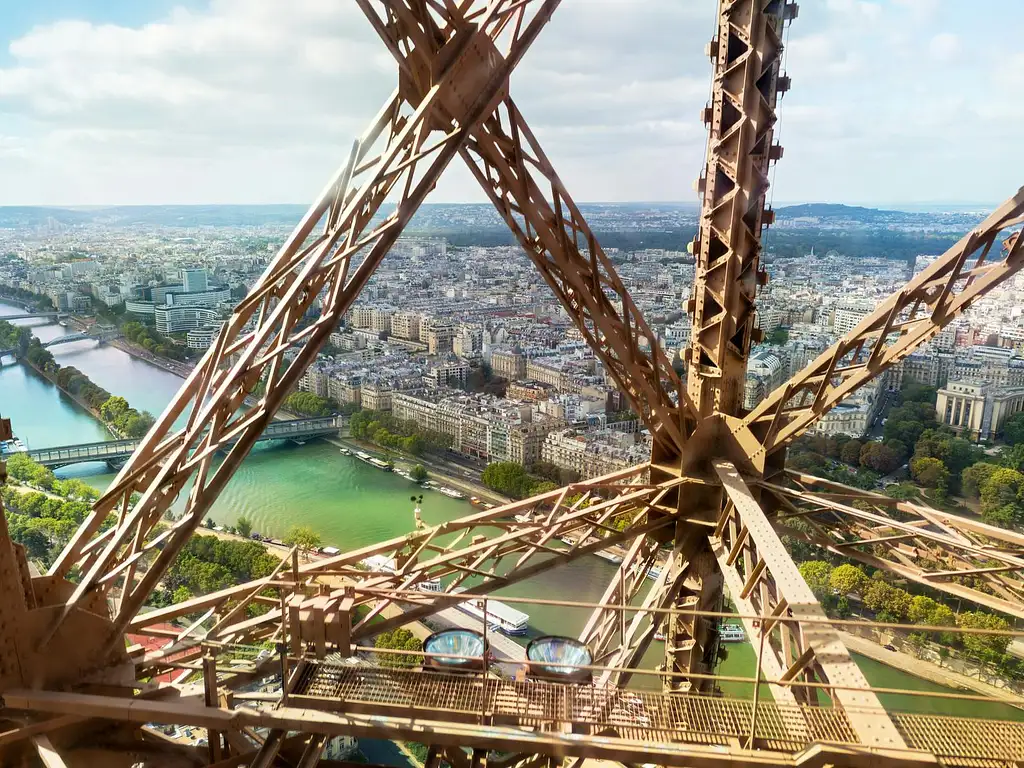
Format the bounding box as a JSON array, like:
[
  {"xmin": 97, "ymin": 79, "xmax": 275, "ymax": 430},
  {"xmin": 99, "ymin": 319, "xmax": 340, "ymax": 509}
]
[{"xmin": 0, "ymin": 200, "xmax": 1002, "ymax": 210}]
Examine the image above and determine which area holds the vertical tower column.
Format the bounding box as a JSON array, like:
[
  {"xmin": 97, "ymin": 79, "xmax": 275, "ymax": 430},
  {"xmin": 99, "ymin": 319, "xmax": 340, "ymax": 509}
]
[
  {"xmin": 662, "ymin": 0, "xmax": 797, "ymax": 693},
  {"xmin": 686, "ymin": 0, "xmax": 796, "ymax": 420}
]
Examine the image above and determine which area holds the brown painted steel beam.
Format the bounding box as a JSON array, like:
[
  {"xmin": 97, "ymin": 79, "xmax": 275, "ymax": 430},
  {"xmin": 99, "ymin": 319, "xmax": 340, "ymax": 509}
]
[
  {"xmin": 4, "ymin": 688, "xmax": 949, "ymax": 768},
  {"xmin": 686, "ymin": 0, "xmax": 795, "ymax": 418},
  {"xmin": 40, "ymin": 0, "xmax": 563, "ymax": 649},
  {"xmin": 713, "ymin": 460, "xmax": 907, "ymax": 750},
  {"xmin": 760, "ymin": 475, "xmax": 1024, "ymax": 617},
  {"xmin": 740, "ymin": 189, "xmax": 1024, "ymax": 464}
]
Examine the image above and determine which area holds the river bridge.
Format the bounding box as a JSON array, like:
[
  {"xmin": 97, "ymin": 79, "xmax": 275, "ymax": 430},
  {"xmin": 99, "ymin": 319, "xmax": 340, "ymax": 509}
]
[
  {"xmin": 0, "ymin": 311, "xmax": 66, "ymax": 321},
  {"xmin": 0, "ymin": 328, "xmax": 120, "ymax": 358},
  {"xmin": 18, "ymin": 416, "xmax": 342, "ymax": 469}
]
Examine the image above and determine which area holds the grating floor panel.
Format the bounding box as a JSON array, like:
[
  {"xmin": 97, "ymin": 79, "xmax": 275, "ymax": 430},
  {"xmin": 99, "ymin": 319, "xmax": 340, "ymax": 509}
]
[{"xmin": 292, "ymin": 662, "xmax": 1024, "ymax": 764}]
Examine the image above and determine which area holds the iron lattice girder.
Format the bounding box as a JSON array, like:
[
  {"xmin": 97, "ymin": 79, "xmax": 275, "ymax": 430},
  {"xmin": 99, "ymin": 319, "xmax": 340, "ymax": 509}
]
[
  {"xmin": 712, "ymin": 461, "xmax": 906, "ymax": 750},
  {"xmin": 126, "ymin": 465, "xmax": 682, "ymax": 642},
  {"xmin": 364, "ymin": 0, "xmax": 694, "ymax": 456},
  {"xmin": 762, "ymin": 472, "xmax": 1024, "ymax": 618},
  {"xmin": 42, "ymin": 0, "xmax": 564, "ymax": 645},
  {"xmin": 741, "ymin": 188, "xmax": 1024, "ymax": 463},
  {"xmin": 687, "ymin": 0, "xmax": 793, "ymax": 417},
  {"xmin": 18, "ymin": 687, "xmax": 1015, "ymax": 768}
]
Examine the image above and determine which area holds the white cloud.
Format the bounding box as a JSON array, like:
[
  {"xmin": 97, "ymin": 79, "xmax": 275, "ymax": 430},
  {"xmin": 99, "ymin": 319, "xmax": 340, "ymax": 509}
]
[
  {"xmin": 928, "ymin": 32, "xmax": 961, "ymax": 61},
  {"xmin": 893, "ymin": 0, "xmax": 940, "ymax": 20},
  {"xmin": 0, "ymin": 0, "xmax": 1019, "ymax": 206}
]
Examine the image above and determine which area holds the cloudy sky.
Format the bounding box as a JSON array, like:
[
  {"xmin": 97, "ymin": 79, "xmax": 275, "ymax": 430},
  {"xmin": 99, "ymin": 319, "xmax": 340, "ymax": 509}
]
[{"xmin": 0, "ymin": 0, "xmax": 1020, "ymax": 207}]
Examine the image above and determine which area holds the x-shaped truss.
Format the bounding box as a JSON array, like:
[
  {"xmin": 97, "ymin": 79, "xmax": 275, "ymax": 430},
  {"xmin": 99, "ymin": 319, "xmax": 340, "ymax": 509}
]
[
  {"xmin": 126, "ymin": 465, "xmax": 681, "ymax": 646},
  {"xmin": 40, "ymin": 0, "xmax": 694, "ymax": 653},
  {"xmin": 734, "ymin": 190, "xmax": 1024, "ymax": 472},
  {"xmin": 761, "ymin": 472, "xmax": 1024, "ymax": 618},
  {"xmin": 11, "ymin": 0, "xmax": 1024, "ymax": 763}
]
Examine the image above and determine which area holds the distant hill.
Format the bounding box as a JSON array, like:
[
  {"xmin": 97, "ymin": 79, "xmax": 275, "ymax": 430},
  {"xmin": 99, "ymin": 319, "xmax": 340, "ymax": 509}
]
[
  {"xmin": 0, "ymin": 204, "xmax": 311, "ymax": 228},
  {"xmin": 775, "ymin": 203, "xmax": 905, "ymax": 220},
  {"xmin": 0, "ymin": 201, "xmax": 697, "ymax": 231},
  {"xmin": 0, "ymin": 206, "xmax": 94, "ymax": 227},
  {"xmin": 774, "ymin": 203, "xmax": 981, "ymax": 229}
]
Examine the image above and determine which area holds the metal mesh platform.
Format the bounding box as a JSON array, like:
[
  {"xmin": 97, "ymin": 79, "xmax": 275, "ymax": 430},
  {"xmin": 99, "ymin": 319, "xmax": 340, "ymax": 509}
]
[{"xmin": 289, "ymin": 661, "xmax": 1024, "ymax": 764}]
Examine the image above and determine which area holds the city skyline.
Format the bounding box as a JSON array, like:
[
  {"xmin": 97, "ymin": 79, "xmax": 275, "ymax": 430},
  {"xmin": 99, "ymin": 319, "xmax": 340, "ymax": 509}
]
[{"xmin": 0, "ymin": 0, "xmax": 1021, "ymax": 207}]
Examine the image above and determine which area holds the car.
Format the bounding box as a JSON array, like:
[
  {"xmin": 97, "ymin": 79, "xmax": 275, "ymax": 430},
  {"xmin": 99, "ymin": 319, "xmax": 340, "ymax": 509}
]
[{"xmin": 883, "ymin": 643, "xmax": 897, "ymax": 652}]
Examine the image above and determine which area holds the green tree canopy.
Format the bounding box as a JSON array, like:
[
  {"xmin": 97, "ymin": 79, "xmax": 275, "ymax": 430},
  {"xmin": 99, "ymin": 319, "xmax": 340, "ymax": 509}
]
[
  {"xmin": 978, "ymin": 467, "xmax": 1024, "ymax": 527},
  {"xmin": 909, "ymin": 456, "xmax": 949, "ymax": 489},
  {"xmin": 829, "ymin": 564, "xmax": 869, "ymax": 596},
  {"xmin": 481, "ymin": 461, "xmax": 549, "ymax": 498},
  {"xmin": 907, "ymin": 595, "xmax": 939, "ymax": 624},
  {"xmin": 963, "ymin": 462, "xmax": 1000, "ymax": 498},
  {"xmin": 236, "ymin": 515, "xmax": 254, "ymax": 538},
  {"xmin": 956, "ymin": 611, "xmax": 1011, "ymax": 661},
  {"xmin": 839, "ymin": 440, "xmax": 864, "ymax": 466},
  {"xmin": 798, "ymin": 560, "xmax": 833, "ymax": 598},
  {"xmin": 285, "ymin": 391, "xmax": 335, "ymax": 417},
  {"xmin": 285, "ymin": 525, "xmax": 323, "ymax": 553},
  {"xmin": 410, "ymin": 464, "xmax": 428, "ymax": 483},
  {"xmin": 859, "ymin": 442, "xmax": 902, "ymax": 474},
  {"xmin": 862, "ymin": 580, "xmax": 912, "ymax": 620},
  {"xmin": 1002, "ymin": 412, "xmax": 1024, "ymax": 445},
  {"xmin": 374, "ymin": 627, "xmax": 423, "ymax": 668}
]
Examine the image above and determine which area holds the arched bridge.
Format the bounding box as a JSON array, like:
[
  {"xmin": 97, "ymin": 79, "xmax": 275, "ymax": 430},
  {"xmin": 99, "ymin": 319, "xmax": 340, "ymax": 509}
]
[
  {"xmin": 41, "ymin": 330, "xmax": 118, "ymax": 349},
  {"xmin": 22, "ymin": 416, "xmax": 342, "ymax": 470},
  {"xmin": 0, "ymin": 329, "xmax": 120, "ymax": 358}
]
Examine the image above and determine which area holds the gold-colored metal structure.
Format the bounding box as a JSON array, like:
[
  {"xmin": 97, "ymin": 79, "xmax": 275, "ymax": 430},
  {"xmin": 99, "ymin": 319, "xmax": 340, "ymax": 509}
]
[{"xmin": 2, "ymin": 1, "xmax": 1024, "ymax": 766}]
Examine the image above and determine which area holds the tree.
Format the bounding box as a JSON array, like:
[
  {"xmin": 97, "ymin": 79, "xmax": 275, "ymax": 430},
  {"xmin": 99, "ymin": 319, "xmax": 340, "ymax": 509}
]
[
  {"xmin": 859, "ymin": 442, "xmax": 902, "ymax": 474},
  {"xmin": 481, "ymin": 461, "xmax": 546, "ymax": 498},
  {"xmin": 374, "ymin": 628, "xmax": 422, "ymax": 668},
  {"xmin": 907, "ymin": 595, "xmax": 939, "ymax": 624},
  {"xmin": 909, "ymin": 456, "xmax": 949, "ymax": 489},
  {"xmin": 899, "ymin": 383, "xmax": 937, "ymax": 405},
  {"xmin": 236, "ymin": 515, "xmax": 254, "ymax": 538},
  {"xmin": 100, "ymin": 395, "xmax": 130, "ymax": 423},
  {"xmin": 884, "ymin": 483, "xmax": 919, "ymax": 501},
  {"xmin": 862, "ymin": 580, "xmax": 912, "ymax": 620},
  {"xmin": 963, "ymin": 462, "xmax": 1000, "ymax": 498},
  {"xmin": 979, "ymin": 467, "xmax": 1024, "ymax": 527},
  {"xmin": 12, "ymin": 525, "xmax": 49, "ymax": 561},
  {"xmin": 839, "ymin": 440, "xmax": 863, "ymax": 466},
  {"xmin": 788, "ymin": 451, "xmax": 827, "ymax": 473},
  {"xmin": 1002, "ymin": 412, "xmax": 1024, "ymax": 445},
  {"xmin": 798, "ymin": 561, "xmax": 833, "ymax": 598},
  {"xmin": 410, "ymin": 464, "xmax": 428, "ymax": 483},
  {"xmin": 529, "ymin": 480, "xmax": 559, "ymax": 496},
  {"xmin": 956, "ymin": 611, "xmax": 1011, "ymax": 662},
  {"xmin": 285, "ymin": 525, "xmax": 323, "ymax": 554},
  {"xmin": 284, "ymin": 391, "xmax": 334, "ymax": 417},
  {"xmin": 172, "ymin": 585, "xmax": 194, "ymax": 604},
  {"xmin": 829, "ymin": 564, "xmax": 869, "ymax": 597},
  {"xmin": 999, "ymin": 443, "xmax": 1024, "ymax": 472}
]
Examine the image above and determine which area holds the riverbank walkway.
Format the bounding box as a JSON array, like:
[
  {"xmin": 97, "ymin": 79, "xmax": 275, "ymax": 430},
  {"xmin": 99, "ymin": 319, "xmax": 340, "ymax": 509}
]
[{"xmin": 839, "ymin": 630, "xmax": 1024, "ymax": 707}]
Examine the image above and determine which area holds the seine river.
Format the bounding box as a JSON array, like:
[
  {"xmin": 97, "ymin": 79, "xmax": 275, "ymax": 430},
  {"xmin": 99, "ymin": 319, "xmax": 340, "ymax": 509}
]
[{"xmin": 0, "ymin": 302, "xmax": 1019, "ymax": 720}]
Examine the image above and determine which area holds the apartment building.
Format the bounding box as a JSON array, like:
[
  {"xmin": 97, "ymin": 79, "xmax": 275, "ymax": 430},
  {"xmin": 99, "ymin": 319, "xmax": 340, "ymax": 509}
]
[
  {"xmin": 541, "ymin": 428, "xmax": 649, "ymax": 480},
  {"xmin": 392, "ymin": 311, "xmax": 421, "ymax": 341},
  {"xmin": 491, "ymin": 348, "xmax": 526, "ymax": 381}
]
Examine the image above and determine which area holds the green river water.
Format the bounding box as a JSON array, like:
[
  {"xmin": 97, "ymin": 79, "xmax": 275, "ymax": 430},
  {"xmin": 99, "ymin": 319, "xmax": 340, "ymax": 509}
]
[{"xmin": 1, "ymin": 303, "xmax": 1020, "ymax": 721}]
